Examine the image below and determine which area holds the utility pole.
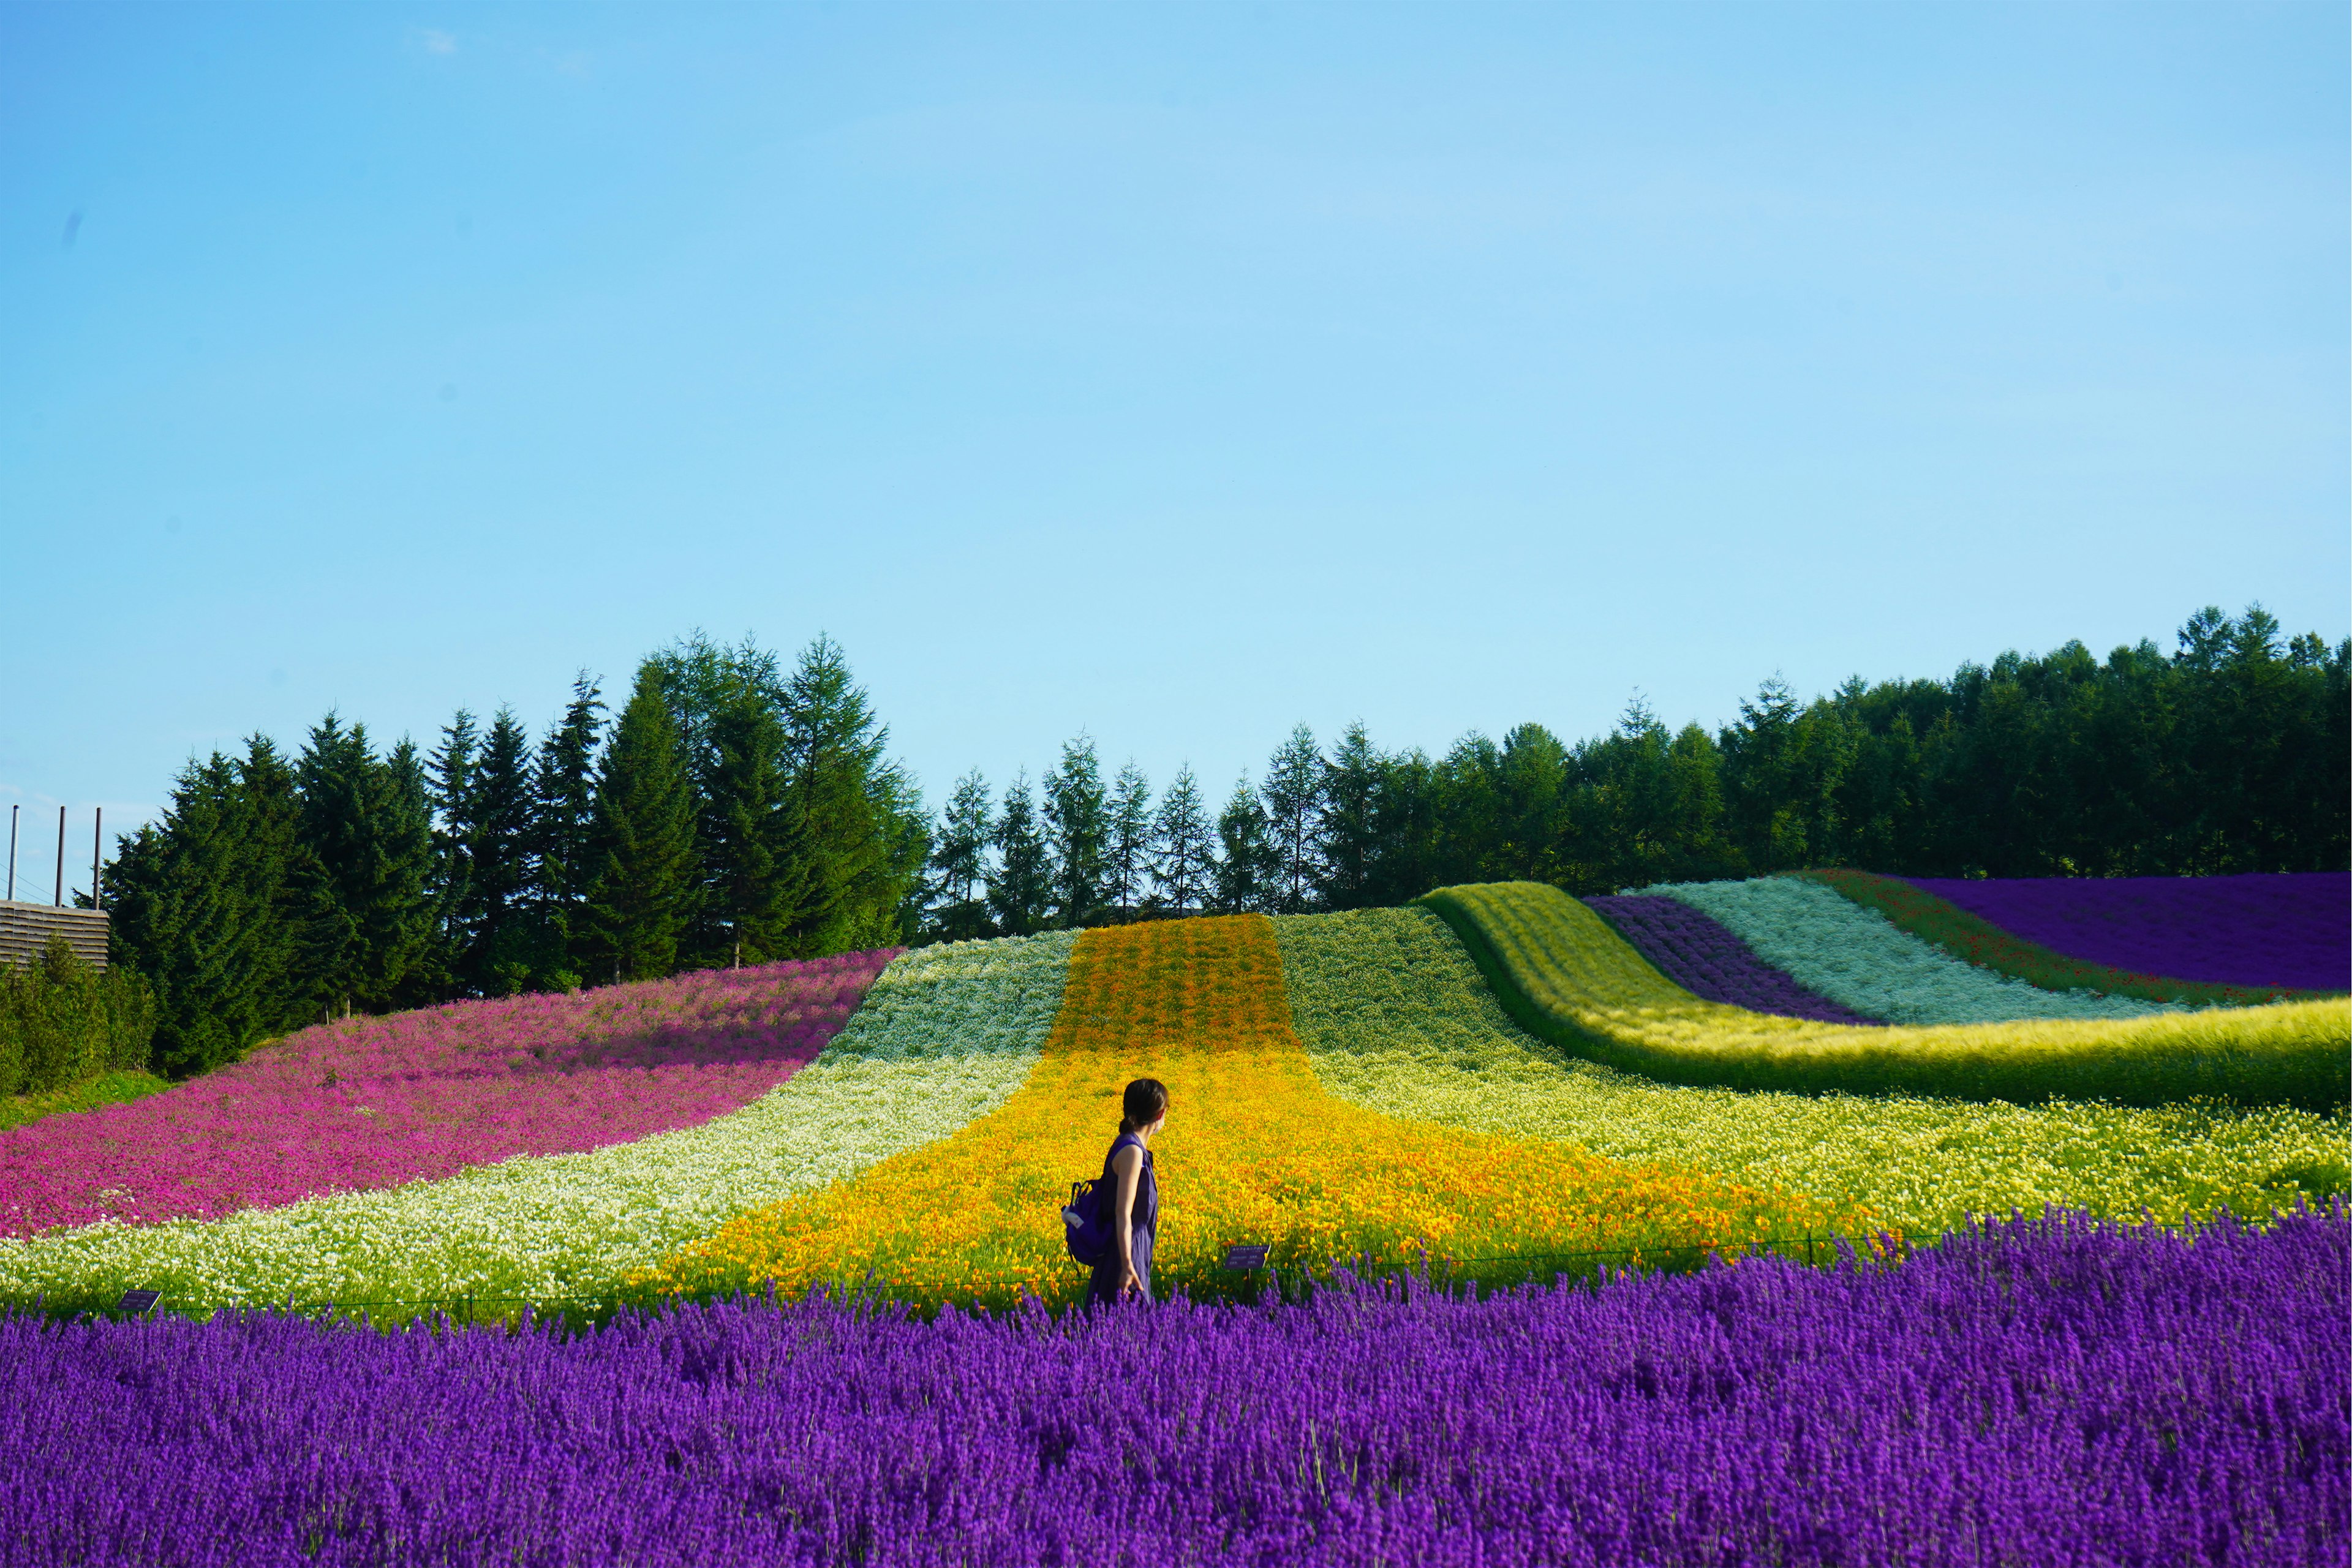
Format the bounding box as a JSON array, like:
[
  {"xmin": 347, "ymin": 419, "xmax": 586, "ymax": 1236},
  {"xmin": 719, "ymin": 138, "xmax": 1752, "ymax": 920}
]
[
  {"xmin": 54, "ymin": 805, "xmax": 65, "ymax": 905},
  {"xmin": 92, "ymin": 808, "xmax": 103, "ymax": 910},
  {"xmin": 6, "ymin": 804, "xmax": 15, "ymax": 902}
]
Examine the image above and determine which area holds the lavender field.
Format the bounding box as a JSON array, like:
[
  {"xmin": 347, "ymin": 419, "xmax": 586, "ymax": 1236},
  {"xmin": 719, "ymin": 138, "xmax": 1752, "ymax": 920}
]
[
  {"xmin": 4, "ymin": 1209, "xmax": 2341, "ymax": 1567},
  {"xmin": 1909, "ymin": 872, "xmax": 2351, "ymax": 993},
  {"xmin": 1586, "ymin": 894, "xmax": 1883, "ymax": 1023}
]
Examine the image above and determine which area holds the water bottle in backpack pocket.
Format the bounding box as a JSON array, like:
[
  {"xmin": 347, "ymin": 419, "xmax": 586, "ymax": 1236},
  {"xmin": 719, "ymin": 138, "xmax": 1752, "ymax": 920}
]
[{"xmin": 1062, "ymin": 1178, "xmax": 1112, "ymax": 1266}]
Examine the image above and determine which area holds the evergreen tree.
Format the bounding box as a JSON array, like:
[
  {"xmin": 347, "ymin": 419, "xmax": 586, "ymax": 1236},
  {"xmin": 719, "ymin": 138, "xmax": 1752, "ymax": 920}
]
[
  {"xmin": 780, "ymin": 635, "xmax": 925, "ymax": 955},
  {"xmin": 425, "ymin": 709, "xmax": 477, "ymax": 992},
  {"xmin": 461, "ymin": 708, "xmax": 537, "ymax": 994},
  {"xmin": 582, "ymin": 667, "xmax": 699, "ymax": 982},
  {"xmin": 1214, "ymin": 776, "xmax": 1275, "ymax": 914},
  {"xmin": 530, "ymin": 673, "xmax": 605, "ymax": 987},
  {"xmin": 1149, "ymin": 763, "xmax": 1215, "ymax": 916},
  {"xmin": 703, "ymin": 680, "xmax": 807, "ymax": 966},
  {"xmin": 374, "ymin": 739, "xmax": 439, "ymax": 1008},
  {"xmin": 1718, "ymin": 676, "xmax": 1812, "ymax": 872},
  {"xmin": 1316, "ymin": 722, "xmax": 1384, "ymax": 910},
  {"xmin": 926, "ymin": 770, "xmax": 995, "ymax": 941},
  {"xmin": 290, "ymin": 715, "xmax": 432, "ymax": 1016},
  {"xmin": 987, "ymin": 771, "xmax": 1052, "ymax": 936},
  {"xmin": 643, "ymin": 631, "xmax": 779, "ymax": 790},
  {"xmin": 1262, "ymin": 723, "xmax": 1324, "ymax": 913},
  {"xmin": 1363, "ymin": 746, "xmax": 1438, "ymax": 905},
  {"xmin": 103, "ymin": 737, "xmax": 304, "ymax": 1076},
  {"xmin": 1043, "ymin": 734, "xmax": 1108, "ymax": 929},
  {"xmin": 1104, "ymin": 761, "xmax": 1153, "ymax": 921},
  {"xmin": 290, "ymin": 718, "xmax": 367, "ymax": 1011}
]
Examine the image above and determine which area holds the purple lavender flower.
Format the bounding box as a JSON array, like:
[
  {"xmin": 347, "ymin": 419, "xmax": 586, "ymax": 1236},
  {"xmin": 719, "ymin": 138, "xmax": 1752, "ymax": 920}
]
[
  {"xmin": 0, "ymin": 1209, "xmax": 2339, "ymax": 1564},
  {"xmin": 1588, "ymin": 894, "xmax": 1885, "ymax": 1025},
  {"xmin": 1908, "ymin": 872, "xmax": 2350, "ymax": 992}
]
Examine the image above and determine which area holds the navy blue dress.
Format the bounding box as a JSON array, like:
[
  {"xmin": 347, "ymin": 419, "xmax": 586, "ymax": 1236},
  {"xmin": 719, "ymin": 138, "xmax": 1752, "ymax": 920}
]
[{"xmin": 1087, "ymin": 1131, "xmax": 1157, "ymax": 1305}]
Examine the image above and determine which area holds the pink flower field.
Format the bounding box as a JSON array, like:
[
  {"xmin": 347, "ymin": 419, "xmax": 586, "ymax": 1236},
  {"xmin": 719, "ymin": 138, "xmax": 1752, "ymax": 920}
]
[{"xmin": 0, "ymin": 949, "xmax": 899, "ymax": 1238}]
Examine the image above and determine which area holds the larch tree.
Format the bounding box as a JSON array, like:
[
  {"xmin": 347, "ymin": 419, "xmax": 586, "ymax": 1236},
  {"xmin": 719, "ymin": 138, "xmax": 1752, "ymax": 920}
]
[
  {"xmin": 1214, "ymin": 776, "xmax": 1275, "ymax": 914},
  {"xmin": 927, "ymin": 769, "xmax": 995, "ymax": 941},
  {"xmin": 778, "ymin": 634, "xmax": 925, "ymax": 956},
  {"xmin": 1261, "ymin": 723, "xmax": 1324, "ymax": 914},
  {"xmin": 1149, "ymin": 763, "xmax": 1215, "ymax": 916},
  {"xmin": 1315, "ymin": 722, "xmax": 1384, "ymax": 910},
  {"xmin": 987, "ymin": 771, "xmax": 1052, "ymax": 937},
  {"xmin": 1104, "ymin": 761, "xmax": 1153, "ymax": 922},
  {"xmin": 1044, "ymin": 734, "xmax": 1108, "ymax": 929}
]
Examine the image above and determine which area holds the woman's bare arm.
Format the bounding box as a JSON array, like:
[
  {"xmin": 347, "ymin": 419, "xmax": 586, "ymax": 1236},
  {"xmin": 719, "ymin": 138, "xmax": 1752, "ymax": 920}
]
[{"xmin": 1110, "ymin": 1143, "xmax": 1143, "ymax": 1295}]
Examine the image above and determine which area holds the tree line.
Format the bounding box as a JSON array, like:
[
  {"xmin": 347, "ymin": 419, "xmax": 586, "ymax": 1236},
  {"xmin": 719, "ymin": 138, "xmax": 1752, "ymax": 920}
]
[
  {"xmin": 104, "ymin": 635, "xmax": 924, "ymax": 1077},
  {"xmin": 916, "ymin": 605, "xmax": 2350, "ymax": 939},
  {"xmin": 92, "ymin": 603, "xmax": 2346, "ymax": 1079}
]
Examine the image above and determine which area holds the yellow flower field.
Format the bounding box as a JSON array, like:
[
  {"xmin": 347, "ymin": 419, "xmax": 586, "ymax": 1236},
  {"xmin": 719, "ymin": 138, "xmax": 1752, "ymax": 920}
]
[{"xmin": 641, "ymin": 915, "xmax": 1866, "ymax": 1310}]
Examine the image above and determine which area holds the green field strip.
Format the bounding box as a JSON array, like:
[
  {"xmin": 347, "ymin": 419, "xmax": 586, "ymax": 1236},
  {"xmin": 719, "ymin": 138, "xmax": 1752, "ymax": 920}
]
[
  {"xmin": 0, "ymin": 1071, "xmax": 173, "ymax": 1132},
  {"xmin": 1417, "ymin": 881, "xmax": 2350, "ymax": 1110}
]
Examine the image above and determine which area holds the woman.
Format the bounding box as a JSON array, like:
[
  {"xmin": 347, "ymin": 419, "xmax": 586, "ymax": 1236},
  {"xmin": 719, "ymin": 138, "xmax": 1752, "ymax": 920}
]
[{"xmin": 1090, "ymin": 1078, "xmax": 1168, "ymax": 1305}]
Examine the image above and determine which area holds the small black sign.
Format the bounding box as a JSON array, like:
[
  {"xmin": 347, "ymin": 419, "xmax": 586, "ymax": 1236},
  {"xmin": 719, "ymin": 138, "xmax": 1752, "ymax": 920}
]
[
  {"xmin": 117, "ymin": 1289, "xmax": 160, "ymax": 1314},
  {"xmin": 1220, "ymin": 1245, "xmax": 1268, "ymax": 1272}
]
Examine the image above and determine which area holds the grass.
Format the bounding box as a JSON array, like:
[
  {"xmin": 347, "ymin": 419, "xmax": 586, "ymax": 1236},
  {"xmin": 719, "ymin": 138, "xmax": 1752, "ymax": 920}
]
[
  {"xmin": 1419, "ymin": 881, "xmax": 2350, "ymax": 1110},
  {"xmin": 0, "ymin": 1071, "xmax": 172, "ymax": 1132}
]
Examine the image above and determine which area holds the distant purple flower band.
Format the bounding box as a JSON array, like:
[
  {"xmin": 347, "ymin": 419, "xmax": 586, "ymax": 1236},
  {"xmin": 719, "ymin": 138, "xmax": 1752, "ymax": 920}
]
[
  {"xmin": 1587, "ymin": 895, "xmax": 1883, "ymax": 1025},
  {"xmin": 1907, "ymin": 872, "xmax": 2350, "ymax": 993},
  {"xmin": 1, "ymin": 1210, "xmax": 2340, "ymax": 1565}
]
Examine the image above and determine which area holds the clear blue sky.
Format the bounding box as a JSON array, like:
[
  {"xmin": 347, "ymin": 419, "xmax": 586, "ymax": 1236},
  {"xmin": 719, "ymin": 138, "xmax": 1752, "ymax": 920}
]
[{"xmin": 4, "ymin": 1, "xmax": 2345, "ymax": 899}]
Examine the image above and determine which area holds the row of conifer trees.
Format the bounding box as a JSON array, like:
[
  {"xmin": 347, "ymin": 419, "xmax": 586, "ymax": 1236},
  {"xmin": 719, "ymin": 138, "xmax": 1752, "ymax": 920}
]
[
  {"xmin": 104, "ymin": 635, "xmax": 923, "ymax": 1077},
  {"xmin": 924, "ymin": 604, "xmax": 2351, "ymax": 938}
]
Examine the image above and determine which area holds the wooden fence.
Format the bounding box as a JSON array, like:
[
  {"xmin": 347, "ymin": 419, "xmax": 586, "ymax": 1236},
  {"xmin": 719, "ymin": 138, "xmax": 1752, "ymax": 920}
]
[{"xmin": 0, "ymin": 902, "xmax": 109, "ymax": 972}]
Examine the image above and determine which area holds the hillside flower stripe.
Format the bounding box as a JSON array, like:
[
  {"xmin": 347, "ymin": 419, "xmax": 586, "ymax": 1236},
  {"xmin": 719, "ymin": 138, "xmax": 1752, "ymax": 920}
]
[
  {"xmin": 646, "ymin": 916, "xmax": 1854, "ymax": 1311},
  {"xmin": 1275, "ymin": 906, "xmax": 2351, "ymax": 1236},
  {"xmin": 1584, "ymin": 895, "xmax": 1880, "ymax": 1023},
  {"xmin": 1802, "ymin": 869, "xmax": 2340, "ymax": 1007},
  {"xmin": 1646, "ymin": 875, "xmax": 2175, "ymax": 1023},
  {"xmin": 0, "ymin": 951, "xmax": 898, "ymax": 1237},
  {"xmin": 1901, "ymin": 870, "xmax": 2352, "ymax": 995},
  {"xmin": 1421, "ymin": 881, "xmax": 2350, "ymax": 1109},
  {"xmin": 0, "ymin": 933, "xmax": 1073, "ymax": 1314}
]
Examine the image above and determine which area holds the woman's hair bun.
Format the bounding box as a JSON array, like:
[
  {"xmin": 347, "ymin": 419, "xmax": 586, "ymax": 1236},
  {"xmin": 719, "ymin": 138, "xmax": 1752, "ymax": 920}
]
[{"xmin": 1120, "ymin": 1077, "xmax": 1169, "ymax": 1134}]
